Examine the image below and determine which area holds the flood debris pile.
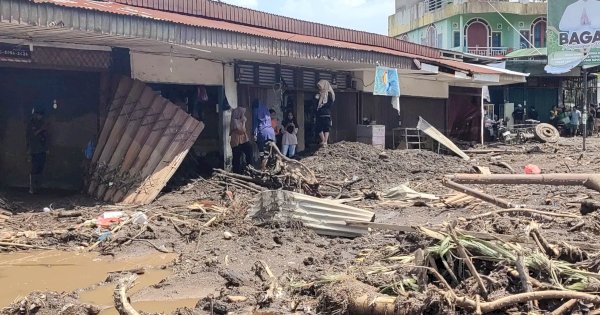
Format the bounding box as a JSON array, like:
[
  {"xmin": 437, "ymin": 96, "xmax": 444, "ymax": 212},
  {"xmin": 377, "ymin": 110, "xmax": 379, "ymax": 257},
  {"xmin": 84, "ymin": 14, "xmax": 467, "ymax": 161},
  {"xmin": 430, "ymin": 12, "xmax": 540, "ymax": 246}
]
[
  {"xmin": 3, "ymin": 140, "xmax": 600, "ymax": 314},
  {"xmin": 2, "ymin": 291, "xmax": 101, "ymax": 315}
]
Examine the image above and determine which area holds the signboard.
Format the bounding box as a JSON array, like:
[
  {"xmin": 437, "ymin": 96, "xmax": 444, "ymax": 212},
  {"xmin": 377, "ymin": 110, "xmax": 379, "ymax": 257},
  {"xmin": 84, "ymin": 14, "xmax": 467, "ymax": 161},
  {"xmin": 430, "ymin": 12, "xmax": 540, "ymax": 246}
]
[
  {"xmin": 373, "ymin": 66, "xmax": 400, "ymax": 97},
  {"xmin": 547, "ymin": 0, "xmax": 600, "ymax": 74},
  {"xmin": 0, "ymin": 44, "xmax": 31, "ymax": 60}
]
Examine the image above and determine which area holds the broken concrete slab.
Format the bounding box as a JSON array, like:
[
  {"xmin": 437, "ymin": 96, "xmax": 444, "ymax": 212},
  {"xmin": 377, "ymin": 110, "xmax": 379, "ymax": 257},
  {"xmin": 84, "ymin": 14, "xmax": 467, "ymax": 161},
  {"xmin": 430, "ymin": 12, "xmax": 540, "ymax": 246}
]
[{"xmin": 247, "ymin": 190, "xmax": 375, "ymax": 238}]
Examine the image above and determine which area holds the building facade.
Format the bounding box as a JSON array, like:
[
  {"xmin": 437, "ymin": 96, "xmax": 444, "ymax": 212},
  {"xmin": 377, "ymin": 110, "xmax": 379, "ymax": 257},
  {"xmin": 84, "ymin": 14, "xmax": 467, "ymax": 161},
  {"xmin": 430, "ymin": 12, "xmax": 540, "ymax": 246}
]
[
  {"xmin": 0, "ymin": 0, "xmax": 526, "ymax": 193},
  {"xmin": 389, "ymin": 0, "xmax": 547, "ymax": 57},
  {"xmin": 389, "ymin": 0, "xmax": 600, "ymax": 126}
]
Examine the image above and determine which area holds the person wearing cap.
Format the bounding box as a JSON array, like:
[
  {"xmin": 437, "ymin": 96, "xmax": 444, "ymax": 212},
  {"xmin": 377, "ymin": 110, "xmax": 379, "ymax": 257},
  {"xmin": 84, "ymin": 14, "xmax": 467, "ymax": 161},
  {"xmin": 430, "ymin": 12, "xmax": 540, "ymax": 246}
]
[{"xmin": 26, "ymin": 109, "xmax": 49, "ymax": 194}]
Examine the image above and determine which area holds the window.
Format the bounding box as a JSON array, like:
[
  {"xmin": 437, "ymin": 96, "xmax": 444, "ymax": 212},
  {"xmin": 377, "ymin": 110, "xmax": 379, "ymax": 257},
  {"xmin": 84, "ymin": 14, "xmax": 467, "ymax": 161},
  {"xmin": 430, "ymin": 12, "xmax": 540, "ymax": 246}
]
[
  {"xmin": 492, "ymin": 32, "xmax": 502, "ymax": 48},
  {"xmin": 532, "ymin": 17, "xmax": 547, "ymax": 48},
  {"xmin": 453, "ymin": 31, "xmax": 461, "ymax": 47},
  {"xmin": 426, "ymin": 25, "xmax": 438, "ymax": 48},
  {"xmin": 519, "ymin": 30, "xmax": 531, "ymax": 49}
]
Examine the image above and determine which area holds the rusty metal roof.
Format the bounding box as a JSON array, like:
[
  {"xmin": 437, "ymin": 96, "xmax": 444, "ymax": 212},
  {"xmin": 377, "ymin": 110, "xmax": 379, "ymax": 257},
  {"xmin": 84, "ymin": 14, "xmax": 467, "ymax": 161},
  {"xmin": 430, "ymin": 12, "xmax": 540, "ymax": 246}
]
[
  {"xmin": 26, "ymin": 0, "xmax": 520, "ymax": 77},
  {"xmin": 31, "ymin": 0, "xmax": 433, "ymax": 61},
  {"xmin": 106, "ymin": 0, "xmax": 441, "ymax": 60}
]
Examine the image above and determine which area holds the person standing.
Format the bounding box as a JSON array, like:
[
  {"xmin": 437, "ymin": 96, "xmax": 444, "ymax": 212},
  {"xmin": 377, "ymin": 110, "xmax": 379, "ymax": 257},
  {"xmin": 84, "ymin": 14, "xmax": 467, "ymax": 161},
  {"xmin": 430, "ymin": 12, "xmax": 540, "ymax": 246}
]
[
  {"xmin": 252, "ymin": 99, "xmax": 275, "ymax": 170},
  {"xmin": 512, "ymin": 104, "xmax": 525, "ymax": 125},
  {"xmin": 570, "ymin": 106, "xmax": 582, "ymax": 137},
  {"xmin": 27, "ymin": 109, "xmax": 48, "ymax": 194},
  {"xmin": 269, "ymin": 109, "xmax": 282, "ymax": 150},
  {"xmin": 281, "ymin": 112, "xmax": 299, "ymax": 158},
  {"xmin": 528, "ymin": 106, "xmax": 539, "ymax": 121},
  {"xmin": 230, "ymin": 104, "xmax": 253, "ymax": 174},
  {"xmin": 316, "ymin": 80, "xmax": 335, "ymax": 147}
]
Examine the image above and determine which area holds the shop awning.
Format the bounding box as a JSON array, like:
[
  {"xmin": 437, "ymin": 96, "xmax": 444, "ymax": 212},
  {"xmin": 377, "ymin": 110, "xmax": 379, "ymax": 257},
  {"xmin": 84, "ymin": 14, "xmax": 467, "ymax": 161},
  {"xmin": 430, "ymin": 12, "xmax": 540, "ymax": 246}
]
[{"xmin": 506, "ymin": 48, "xmax": 547, "ymax": 59}]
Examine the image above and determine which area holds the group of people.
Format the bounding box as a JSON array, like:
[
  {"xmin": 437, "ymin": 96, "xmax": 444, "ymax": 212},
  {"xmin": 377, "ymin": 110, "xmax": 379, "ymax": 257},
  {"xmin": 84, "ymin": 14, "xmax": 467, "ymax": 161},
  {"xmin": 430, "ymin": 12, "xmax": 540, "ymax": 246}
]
[
  {"xmin": 230, "ymin": 79, "xmax": 335, "ymax": 174},
  {"xmin": 550, "ymin": 104, "xmax": 600, "ymax": 137}
]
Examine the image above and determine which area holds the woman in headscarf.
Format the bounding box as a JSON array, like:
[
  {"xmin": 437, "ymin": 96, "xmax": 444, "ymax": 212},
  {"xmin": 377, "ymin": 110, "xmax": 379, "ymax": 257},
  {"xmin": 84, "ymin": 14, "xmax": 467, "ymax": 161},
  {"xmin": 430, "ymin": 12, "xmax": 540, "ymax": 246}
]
[
  {"xmin": 316, "ymin": 79, "xmax": 335, "ymax": 147},
  {"xmin": 252, "ymin": 99, "xmax": 276, "ymax": 170},
  {"xmin": 230, "ymin": 103, "xmax": 253, "ymax": 174}
]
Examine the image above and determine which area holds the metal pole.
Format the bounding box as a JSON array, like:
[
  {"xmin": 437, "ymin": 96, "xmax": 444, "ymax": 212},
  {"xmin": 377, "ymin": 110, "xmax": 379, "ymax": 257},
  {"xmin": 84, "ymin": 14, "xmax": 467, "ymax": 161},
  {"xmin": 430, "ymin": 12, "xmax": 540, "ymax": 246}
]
[
  {"xmin": 481, "ymin": 89, "xmax": 485, "ymax": 145},
  {"xmin": 583, "ymin": 66, "xmax": 588, "ymax": 151}
]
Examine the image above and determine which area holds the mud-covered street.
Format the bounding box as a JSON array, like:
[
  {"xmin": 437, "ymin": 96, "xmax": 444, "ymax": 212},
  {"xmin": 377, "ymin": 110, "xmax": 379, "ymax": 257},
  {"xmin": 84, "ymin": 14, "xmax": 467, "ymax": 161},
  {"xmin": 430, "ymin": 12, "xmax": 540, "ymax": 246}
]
[{"xmin": 1, "ymin": 137, "xmax": 600, "ymax": 314}]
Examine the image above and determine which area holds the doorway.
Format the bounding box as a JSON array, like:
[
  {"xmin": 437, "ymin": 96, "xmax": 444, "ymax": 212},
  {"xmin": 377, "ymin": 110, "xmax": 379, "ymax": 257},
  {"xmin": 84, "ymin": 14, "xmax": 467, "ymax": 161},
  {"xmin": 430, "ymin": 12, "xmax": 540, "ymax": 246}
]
[
  {"xmin": 0, "ymin": 68, "xmax": 100, "ymax": 190},
  {"xmin": 466, "ymin": 19, "xmax": 490, "ymax": 51}
]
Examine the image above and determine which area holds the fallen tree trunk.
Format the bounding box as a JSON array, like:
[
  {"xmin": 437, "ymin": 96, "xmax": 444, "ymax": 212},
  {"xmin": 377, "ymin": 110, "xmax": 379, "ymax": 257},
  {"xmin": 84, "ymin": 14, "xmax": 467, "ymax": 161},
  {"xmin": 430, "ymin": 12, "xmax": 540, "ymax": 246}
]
[
  {"xmin": 447, "ymin": 174, "xmax": 600, "ymax": 193},
  {"xmin": 113, "ymin": 275, "xmax": 139, "ymax": 315}
]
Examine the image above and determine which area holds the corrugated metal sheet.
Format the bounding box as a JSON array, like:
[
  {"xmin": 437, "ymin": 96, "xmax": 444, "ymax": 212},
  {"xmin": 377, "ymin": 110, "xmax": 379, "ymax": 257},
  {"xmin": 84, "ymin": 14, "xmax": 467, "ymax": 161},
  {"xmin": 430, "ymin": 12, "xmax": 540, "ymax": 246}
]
[
  {"xmin": 12, "ymin": 0, "xmax": 416, "ymax": 69},
  {"xmin": 108, "ymin": 0, "xmax": 441, "ymax": 60},
  {"xmin": 88, "ymin": 76, "xmax": 204, "ymax": 205},
  {"xmin": 248, "ymin": 190, "xmax": 375, "ymax": 238}
]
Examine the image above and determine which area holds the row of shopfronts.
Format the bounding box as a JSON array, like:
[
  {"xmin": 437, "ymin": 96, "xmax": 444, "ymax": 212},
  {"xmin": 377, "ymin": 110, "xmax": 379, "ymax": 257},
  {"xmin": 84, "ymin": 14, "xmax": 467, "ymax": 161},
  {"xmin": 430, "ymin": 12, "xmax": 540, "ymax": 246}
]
[{"xmin": 0, "ymin": 0, "xmax": 527, "ymax": 192}]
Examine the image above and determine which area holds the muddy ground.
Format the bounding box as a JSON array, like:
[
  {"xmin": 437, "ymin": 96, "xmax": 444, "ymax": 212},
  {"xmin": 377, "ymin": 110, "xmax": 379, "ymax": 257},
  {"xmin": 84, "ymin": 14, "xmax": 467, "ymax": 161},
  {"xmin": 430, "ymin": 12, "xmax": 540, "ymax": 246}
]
[{"xmin": 2, "ymin": 137, "xmax": 600, "ymax": 314}]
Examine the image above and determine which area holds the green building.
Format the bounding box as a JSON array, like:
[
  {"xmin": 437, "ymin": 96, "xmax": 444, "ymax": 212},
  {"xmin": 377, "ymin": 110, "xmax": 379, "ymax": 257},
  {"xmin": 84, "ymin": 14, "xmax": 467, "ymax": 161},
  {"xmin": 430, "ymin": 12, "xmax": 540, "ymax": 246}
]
[{"xmin": 389, "ymin": 0, "xmax": 596, "ymax": 124}]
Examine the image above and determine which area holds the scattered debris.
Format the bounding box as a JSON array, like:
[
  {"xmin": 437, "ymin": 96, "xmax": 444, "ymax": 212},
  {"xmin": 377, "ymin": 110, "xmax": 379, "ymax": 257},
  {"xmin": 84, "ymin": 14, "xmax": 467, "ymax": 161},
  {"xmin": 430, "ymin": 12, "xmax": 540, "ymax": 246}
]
[
  {"xmin": 383, "ymin": 184, "xmax": 438, "ymax": 201},
  {"xmin": 247, "ymin": 190, "xmax": 375, "ymax": 237},
  {"xmin": 417, "ymin": 116, "xmax": 470, "ymax": 161},
  {"xmin": 524, "ymin": 164, "xmax": 542, "ymax": 174}
]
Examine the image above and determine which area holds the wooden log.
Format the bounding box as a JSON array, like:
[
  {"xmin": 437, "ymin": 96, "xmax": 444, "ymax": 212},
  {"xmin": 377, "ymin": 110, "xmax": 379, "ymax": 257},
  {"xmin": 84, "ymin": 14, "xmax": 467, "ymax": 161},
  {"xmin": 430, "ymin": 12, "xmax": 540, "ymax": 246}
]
[
  {"xmin": 102, "ymin": 97, "xmax": 168, "ymax": 201},
  {"xmin": 119, "ymin": 109, "xmax": 189, "ymax": 204},
  {"xmin": 443, "ymin": 178, "xmax": 516, "ymax": 208},
  {"xmin": 552, "ymin": 299, "xmax": 578, "ymax": 315},
  {"xmin": 113, "ymin": 275, "xmax": 140, "ymax": 315},
  {"xmin": 448, "ymin": 174, "xmax": 600, "ymax": 193},
  {"xmin": 95, "ymin": 87, "xmax": 158, "ymax": 199},
  {"xmin": 54, "ymin": 211, "xmax": 83, "ymax": 218},
  {"xmin": 0, "ymin": 242, "xmax": 52, "ymax": 250},
  {"xmin": 88, "ymin": 80, "xmax": 146, "ymax": 195},
  {"xmin": 111, "ymin": 103, "xmax": 179, "ymax": 203}
]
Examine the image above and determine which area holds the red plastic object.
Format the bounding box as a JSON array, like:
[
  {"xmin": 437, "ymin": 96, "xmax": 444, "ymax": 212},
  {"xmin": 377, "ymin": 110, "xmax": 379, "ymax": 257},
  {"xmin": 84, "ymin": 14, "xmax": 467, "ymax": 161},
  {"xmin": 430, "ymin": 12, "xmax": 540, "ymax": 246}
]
[
  {"xmin": 97, "ymin": 217, "xmax": 121, "ymax": 228},
  {"xmin": 524, "ymin": 164, "xmax": 542, "ymax": 175}
]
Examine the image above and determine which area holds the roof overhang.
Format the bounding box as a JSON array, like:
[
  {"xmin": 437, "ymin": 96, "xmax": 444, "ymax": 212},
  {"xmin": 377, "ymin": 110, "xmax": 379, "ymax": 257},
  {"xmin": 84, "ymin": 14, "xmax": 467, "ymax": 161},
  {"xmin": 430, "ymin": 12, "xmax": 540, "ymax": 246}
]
[
  {"xmin": 0, "ymin": 0, "xmax": 528, "ymax": 87},
  {"xmin": 0, "ymin": 0, "xmax": 417, "ymax": 70}
]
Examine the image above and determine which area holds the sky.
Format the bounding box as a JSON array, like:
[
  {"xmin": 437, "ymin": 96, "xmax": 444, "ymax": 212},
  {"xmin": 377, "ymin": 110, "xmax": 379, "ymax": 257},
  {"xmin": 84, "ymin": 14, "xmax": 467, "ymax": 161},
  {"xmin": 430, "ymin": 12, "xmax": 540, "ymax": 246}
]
[{"xmin": 220, "ymin": 0, "xmax": 395, "ymax": 35}]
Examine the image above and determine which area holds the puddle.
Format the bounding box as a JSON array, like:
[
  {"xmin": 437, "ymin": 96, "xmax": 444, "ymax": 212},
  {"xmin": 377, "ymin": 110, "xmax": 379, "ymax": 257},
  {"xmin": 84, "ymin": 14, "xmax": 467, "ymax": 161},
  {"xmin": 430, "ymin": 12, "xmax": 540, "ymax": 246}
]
[{"xmin": 0, "ymin": 250, "xmax": 181, "ymax": 313}]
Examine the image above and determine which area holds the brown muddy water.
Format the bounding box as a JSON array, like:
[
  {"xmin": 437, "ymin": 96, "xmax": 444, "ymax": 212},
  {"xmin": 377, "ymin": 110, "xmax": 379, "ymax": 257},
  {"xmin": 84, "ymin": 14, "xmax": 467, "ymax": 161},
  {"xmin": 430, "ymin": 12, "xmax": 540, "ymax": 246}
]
[{"xmin": 0, "ymin": 250, "xmax": 196, "ymax": 314}]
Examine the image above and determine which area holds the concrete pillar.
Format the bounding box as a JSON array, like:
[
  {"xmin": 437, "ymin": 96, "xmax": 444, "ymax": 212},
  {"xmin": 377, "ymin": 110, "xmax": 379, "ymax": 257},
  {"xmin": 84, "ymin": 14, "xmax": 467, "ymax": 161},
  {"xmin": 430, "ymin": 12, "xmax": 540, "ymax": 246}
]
[
  {"xmin": 295, "ymin": 92, "xmax": 305, "ymax": 152},
  {"xmin": 220, "ymin": 63, "xmax": 237, "ymax": 170}
]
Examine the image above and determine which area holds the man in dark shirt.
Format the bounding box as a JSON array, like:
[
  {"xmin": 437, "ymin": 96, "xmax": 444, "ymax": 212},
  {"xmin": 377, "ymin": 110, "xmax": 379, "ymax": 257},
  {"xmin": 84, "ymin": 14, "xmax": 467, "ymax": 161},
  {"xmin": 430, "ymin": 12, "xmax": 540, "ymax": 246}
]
[
  {"xmin": 512, "ymin": 104, "xmax": 525, "ymax": 125},
  {"xmin": 26, "ymin": 110, "xmax": 48, "ymax": 194},
  {"xmin": 528, "ymin": 106, "xmax": 539, "ymax": 121}
]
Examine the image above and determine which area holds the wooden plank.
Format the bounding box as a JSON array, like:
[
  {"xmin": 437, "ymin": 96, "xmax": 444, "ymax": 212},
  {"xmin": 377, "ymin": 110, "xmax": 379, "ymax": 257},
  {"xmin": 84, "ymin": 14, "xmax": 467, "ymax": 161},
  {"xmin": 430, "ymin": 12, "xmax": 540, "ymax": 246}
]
[
  {"xmin": 139, "ymin": 120, "xmax": 205, "ymax": 204},
  {"xmin": 111, "ymin": 102, "xmax": 179, "ymax": 203},
  {"xmin": 95, "ymin": 87, "xmax": 158, "ymax": 199},
  {"xmin": 88, "ymin": 80, "xmax": 145, "ymax": 195},
  {"xmin": 102, "ymin": 98, "xmax": 168, "ymax": 201},
  {"xmin": 130, "ymin": 114, "xmax": 200, "ymax": 204},
  {"xmin": 92, "ymin": 76, "xmax": 133, "ymax": 165},
  {"xmin": 120, "ymin": 109, "xmax": 189, "ymax": 204}
]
